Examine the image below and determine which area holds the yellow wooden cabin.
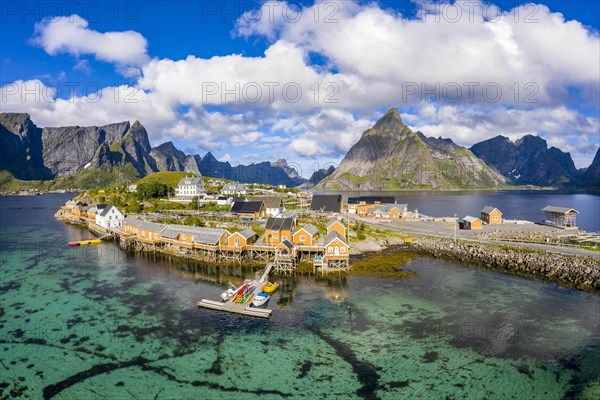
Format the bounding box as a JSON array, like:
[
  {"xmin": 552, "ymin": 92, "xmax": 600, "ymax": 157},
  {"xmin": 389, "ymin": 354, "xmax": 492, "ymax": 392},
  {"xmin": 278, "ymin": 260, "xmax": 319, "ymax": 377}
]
[
  {"xmin": 480, "ymin": 206, "xmax": 502, "ymax": 225},
  {"xmin": 326, "ymin": 219, "xmax": 346, "ymax": 238},
  {"xmin": 292, "ymin": 224, "xmax": 319, "ymax": 245}
]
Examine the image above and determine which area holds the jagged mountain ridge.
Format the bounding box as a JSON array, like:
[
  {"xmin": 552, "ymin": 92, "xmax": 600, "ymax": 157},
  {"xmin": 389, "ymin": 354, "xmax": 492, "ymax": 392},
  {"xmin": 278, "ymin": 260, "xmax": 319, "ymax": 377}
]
[
  {"xmin": 470, "ymin": 135, "xmax": 580, "ymax": 186},
  {"xmin": 317, "ymin": 108, "xmax": 506, "ymax": 190},
  {"xmin": 0, "ymin": 113, "xmax": 307, "ymax": 188}
]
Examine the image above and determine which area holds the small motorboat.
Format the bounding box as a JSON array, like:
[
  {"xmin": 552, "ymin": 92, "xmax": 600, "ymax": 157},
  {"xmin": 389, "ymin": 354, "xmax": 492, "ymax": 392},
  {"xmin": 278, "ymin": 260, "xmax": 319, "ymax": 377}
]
[
  {"xmin": 220, "ymin": 283, "xmax": 238, "ymax": 302},
  {"xmin": 263, "ymin": 282, "xmax": 279, "ymax": 294},
  {"xmin": 252, "ymin": 291, "xmax": 270, "ymax": 307}
]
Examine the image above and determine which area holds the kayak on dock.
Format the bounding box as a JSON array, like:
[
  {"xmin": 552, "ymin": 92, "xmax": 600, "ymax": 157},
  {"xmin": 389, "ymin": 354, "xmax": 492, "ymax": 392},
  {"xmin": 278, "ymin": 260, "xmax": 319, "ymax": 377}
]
[{"xmin": 221, "ymin": 281, "xmax": 249, "ymax": 302}]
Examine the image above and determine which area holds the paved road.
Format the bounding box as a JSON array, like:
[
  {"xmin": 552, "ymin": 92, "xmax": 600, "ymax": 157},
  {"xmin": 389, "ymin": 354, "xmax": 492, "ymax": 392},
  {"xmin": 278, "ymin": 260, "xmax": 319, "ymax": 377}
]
[{"xmin": 360, "ymin": 218, "xmax": 600, "ymax": 260}]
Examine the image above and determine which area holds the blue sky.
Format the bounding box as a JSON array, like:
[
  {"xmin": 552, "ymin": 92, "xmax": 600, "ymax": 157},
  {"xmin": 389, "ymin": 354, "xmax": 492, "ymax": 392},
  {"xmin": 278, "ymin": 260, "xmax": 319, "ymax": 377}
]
[{"xmin": 1, "ymin": 0, "xmax": 599, "ymax": 176}]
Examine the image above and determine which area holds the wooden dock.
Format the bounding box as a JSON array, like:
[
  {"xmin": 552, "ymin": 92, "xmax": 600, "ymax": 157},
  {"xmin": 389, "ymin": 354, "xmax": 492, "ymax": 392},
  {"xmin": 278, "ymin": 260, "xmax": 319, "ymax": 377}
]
[{"xmin": 197, "ymin": 263, "xmax": 274, "ymax": 319}]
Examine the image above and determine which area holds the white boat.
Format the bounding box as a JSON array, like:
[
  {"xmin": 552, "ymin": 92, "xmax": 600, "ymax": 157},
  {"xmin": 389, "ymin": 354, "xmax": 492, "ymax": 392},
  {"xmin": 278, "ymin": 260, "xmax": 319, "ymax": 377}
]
[
  {"xmin": 221, "ymin": 280, "xmax": 251, "ymax": 302},
  {"xmin": 251, "ymin": 291, "xmax": 270, "ymax": 307},
  {"xmin": 220, "ymin": 288, "xmax": 236, "ymax": 302}
]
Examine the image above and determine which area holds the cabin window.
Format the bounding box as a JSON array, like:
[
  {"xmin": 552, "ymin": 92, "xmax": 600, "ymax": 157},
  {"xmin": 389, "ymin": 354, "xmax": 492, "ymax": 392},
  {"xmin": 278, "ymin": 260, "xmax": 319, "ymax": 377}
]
[
  {"xmin": 234, "ymin": 238, "xmax": 240, "ymax": 246},
  {"xmin": 340, "ymin": 247, "xmax": 346, "ymax": 253},
  {"xmin": 493, "ymin": 215, "xmax": 498, "ymax": 220},
  {"xmin": 273, "ymin": 234, "xmax": 278, "ymax": 239},
  {"xmin": 300, "ymin": 235, "xmax": 306, "ymax": 241},
  {"xmin": 282, "ymin": 236, "xmax": 287, "ymax": 241},
  {"xmin": 328, "ymin": 247, "xmax": 333, "ymax": 254},
  {"xmin": 154, "ymin": 233, "xmax": 158, "ymax": 238}
]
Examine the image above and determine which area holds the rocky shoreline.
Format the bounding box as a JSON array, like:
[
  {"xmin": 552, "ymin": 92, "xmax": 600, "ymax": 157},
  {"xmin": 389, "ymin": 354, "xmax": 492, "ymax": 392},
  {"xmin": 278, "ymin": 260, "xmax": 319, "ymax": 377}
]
[{"xmin": 409, "ymin": 237, "xmax": 600, "ymax": 292}]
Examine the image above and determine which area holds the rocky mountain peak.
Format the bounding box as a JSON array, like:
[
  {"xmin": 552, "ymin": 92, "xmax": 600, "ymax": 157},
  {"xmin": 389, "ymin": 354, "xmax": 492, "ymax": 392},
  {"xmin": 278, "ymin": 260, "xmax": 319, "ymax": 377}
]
[{"xmin": 372, "ymin": 107, "xmax": 405, "ymax": 133}]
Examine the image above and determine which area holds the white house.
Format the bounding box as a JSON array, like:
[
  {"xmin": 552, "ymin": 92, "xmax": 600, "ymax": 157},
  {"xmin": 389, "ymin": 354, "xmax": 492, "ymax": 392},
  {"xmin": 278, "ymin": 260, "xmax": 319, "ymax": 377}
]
[
  {"xmin": 176, "ymin": 177, "xmax": 205, "ymax": 198},
  {"xmin": 95, "ymin": 205, "xmax": 125, "ymax": 228},
  {"xmin": 222, "ymin": 183, "xmax": 248, "ymax": 196},
  {"xmin": 216, "ymin": 196, "xmax": 233, "ymax": 206}
]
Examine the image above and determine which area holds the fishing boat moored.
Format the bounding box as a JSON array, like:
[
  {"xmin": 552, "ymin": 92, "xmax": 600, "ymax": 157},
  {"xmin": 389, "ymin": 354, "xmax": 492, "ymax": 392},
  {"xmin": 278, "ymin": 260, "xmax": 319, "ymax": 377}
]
[{"xmin": 252, "ymin": 291, "xmax": 270, "ymax": 307}]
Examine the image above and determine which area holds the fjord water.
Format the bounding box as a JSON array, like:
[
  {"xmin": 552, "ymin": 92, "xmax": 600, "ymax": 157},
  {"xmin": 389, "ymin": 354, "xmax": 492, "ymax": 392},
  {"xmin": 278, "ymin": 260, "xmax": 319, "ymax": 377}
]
[
  {"xmin": 329, "ymin": 190, "xmax": 600, "ymax": 232},
  {"xmin": 1, "ymin": 195, "xmax": 599, "ymax": 399}
]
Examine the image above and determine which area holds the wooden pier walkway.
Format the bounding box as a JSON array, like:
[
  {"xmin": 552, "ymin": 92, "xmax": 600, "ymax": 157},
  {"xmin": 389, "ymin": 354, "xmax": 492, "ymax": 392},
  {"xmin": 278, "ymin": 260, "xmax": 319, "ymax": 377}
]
[{"xmin": 197, "ymin": 263, "xmax": 274, "ymax": 319}]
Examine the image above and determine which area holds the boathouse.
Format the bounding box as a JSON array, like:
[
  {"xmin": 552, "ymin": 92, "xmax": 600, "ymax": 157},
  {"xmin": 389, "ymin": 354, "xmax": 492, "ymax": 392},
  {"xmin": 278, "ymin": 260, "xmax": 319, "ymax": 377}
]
[
  {"xmin": 310, "ymin": 195, "xmax": 344, "ymax": 214},
  {"xmin": 122, "ymin": 215, "xmax": 144, "ymax": 234},
  {"xmin": 462, "ymin": 216, "xmax": 483, "ymax": 230},
  {"xmin": 265, "ymin": 217, "xmax": 294, "ymax": 245},
  {"xmin": 292, "ymin": 224, "xmax": 319, "ymax": 245},
  {"xmin": 161, "ymin": 225, "xmax": 229, "ymax": 247},
  {"xmin": 225, "ymin": 228, "xmax": 258, "ymax": 249},
  {"xmin": 137, "ymin": 221, "xmax": 168, "ymax": 243},
  {"xmin": 321, "ymin": 231, "xmax": 350, "ymax": 271},
  {"xmin": 542, "ymin": 206, "xmax": 579, "ymax": 228},
  {"xmin": 481, "ymin": 206, "xmax": 502, "ymax": 225}
]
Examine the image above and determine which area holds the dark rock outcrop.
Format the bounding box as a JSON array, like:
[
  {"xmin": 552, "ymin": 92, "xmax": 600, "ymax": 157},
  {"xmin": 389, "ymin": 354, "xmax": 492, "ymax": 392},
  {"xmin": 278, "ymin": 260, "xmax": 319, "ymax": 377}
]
[
  {"xmin": 0, "ymin": 113, "xmax": 51, "ymax": 179},
  {"xmin": 470, "ymin": 135, "xmax": 580, "ymax": 186},
  {"xmin": 309, "ymin": 165, "xmax": 336, "ymax": 186}
]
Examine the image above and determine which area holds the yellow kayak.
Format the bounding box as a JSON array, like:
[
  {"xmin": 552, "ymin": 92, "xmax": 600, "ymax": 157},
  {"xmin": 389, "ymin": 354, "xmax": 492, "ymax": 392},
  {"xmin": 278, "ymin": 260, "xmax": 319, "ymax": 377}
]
[{"xmin": 263, "ymin": 282, "xmax": 279, "ymax": 294}]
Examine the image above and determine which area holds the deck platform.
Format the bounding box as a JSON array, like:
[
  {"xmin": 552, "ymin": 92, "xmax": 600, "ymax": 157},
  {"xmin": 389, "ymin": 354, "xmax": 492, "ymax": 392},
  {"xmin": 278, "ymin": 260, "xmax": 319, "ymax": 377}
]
[{"xmin": 197, "ymin": 263, "xmax": 274, "ymax": 319}]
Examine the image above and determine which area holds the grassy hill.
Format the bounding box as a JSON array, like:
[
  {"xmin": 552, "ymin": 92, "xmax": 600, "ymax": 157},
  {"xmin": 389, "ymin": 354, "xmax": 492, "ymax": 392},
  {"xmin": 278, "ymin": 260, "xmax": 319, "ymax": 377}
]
[
  {"xmin": 137, "ymin": 171, "xmax": 200, "ymax": 187},
  {"xmin": 137, "ymin": 171, "xmax": 231, "ymax": 192}
]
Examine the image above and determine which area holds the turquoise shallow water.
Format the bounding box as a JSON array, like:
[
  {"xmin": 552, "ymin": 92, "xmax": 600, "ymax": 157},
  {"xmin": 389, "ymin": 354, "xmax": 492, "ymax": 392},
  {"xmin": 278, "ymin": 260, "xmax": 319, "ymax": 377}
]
[{"xmin": 1, "ymin": 194, "xmax": 599, "ymax": 399}]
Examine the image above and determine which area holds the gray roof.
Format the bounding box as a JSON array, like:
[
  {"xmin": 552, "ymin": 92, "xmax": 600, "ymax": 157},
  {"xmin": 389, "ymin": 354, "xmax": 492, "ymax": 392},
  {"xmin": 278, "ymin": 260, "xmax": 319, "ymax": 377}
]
[
  {"xmin": 178, "ymin": 177, "xmax": 203, "ymax": 186},
  {"xmin": 139, "ymin": 221, "xmax": 169, "ymax": 233},
  {"xmin": 296, "ymin": 224, "xmax": 318, "ymax": 236},
  {"xmin": 278, "ymin": 210, "xmax": 298, "ymax": 219},
  {"xmin": 324, "ymin": 230, "xmax": 347, "ymax": 246},
  {"xmin": 223, "ymin": 183, "xmax": 247, "ymax": 191},
  {"xmin": 462, "ymin": 215, "xmax": 481, "ymax": 223},
  {"xmin": 481, "ymin": 205, "xmax": 501, "ymax": 214},
  {"xmin": 542, "ymin": 206, "xmax": 579, "ymax": 214},
  {"xmin": 98, "ymin": 204, "xmax": 122, "ymax": 217},
  {"xmin": 327, "ymin": 219, "xmax": 343, "ymax": 228},
  {"xmin": 236, "ymin": 228, "xmax": 257, "ymax": 240},
  {"xmin": 250, "ymin": 196, "xmax": 283, "ymax": 209},
  {"xmin": 162, "ymin": 225, "xmax": 228, "ymax": 244},
  {"xmin": 123, "ymin": 215, "xmax": 144, "ymax": 227}
]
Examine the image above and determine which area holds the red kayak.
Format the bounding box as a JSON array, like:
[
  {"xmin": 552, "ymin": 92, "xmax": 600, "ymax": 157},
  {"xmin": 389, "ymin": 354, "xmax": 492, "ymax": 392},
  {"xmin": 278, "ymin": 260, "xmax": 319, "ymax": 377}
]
[{"xmin": 68, "ymin": 241, "xmax": 80, "ymax": 247}]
